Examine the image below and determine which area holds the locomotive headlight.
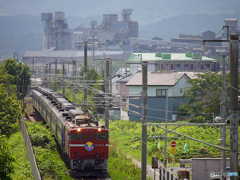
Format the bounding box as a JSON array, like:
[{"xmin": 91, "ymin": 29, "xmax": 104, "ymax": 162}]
[
  {"xmin": 98, "ymin": 128, "xmax": 101, "ymax": 132},
  {"xmin": 77, "ymin": 128, "xmax": 81, "ymax": 132},
  {"xmin": 73, "ymin": 160, "xmax": 77, "ymax": 166}
]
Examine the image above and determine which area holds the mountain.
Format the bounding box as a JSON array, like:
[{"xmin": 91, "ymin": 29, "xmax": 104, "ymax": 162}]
[
  {"xmin": 0, "ymin": 0, "xmax": 239, "ymax": 59},
  {"xmin": 140, "ymin": 12, "xmax": 240, "ymax": 41},
  {"xmin": 0, "ymin": 0, "xmax": 240, "ymax": 25}
]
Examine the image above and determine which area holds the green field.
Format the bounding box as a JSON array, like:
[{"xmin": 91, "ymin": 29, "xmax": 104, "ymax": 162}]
[{"xmin": 106, "ymin": 120, "xmax": 239, "ymax": 165}]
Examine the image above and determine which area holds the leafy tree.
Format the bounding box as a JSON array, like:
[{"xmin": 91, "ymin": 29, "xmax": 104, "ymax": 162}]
[
  {"xmin": 4, "ymin": 58, "xmax": 31, "ymax": 99},
  {"xmin": 0, "ymin": 84, "xmax": 21, "ymax": 136},
  {"xmin": 177, "ymin": 71, "xmax": 232, "ymax": 119},
  {"xmin": 212, "ymin": 54, "xmax": 230, "ymax": 66},
  {"xmin": 79, "ymin": 67, "xmax": 105, "ymax": 114},
  {"xmin": 0, "ymin": 135, "xmax": 15, "ymax": 180}
]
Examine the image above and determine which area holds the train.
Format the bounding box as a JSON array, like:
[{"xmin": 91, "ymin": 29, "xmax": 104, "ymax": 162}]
[{"xmin": 31, "ymin": 87, "xmax": 109, "ymax": 171}]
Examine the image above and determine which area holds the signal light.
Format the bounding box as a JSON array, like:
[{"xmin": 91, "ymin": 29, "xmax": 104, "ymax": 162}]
[
  {"xmin": 23, "ymin": 86, "xmax": 27, "ymax": 93},
  {"xmin": 18, "ymin": 85, "xmax": 22, "ymax": 93},
  {"xmin": 22, "ymin": 78, "xmax": 25, "ymax": 84}
]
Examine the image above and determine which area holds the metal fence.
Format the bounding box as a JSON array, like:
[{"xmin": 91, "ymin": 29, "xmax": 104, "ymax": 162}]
[
  {"xmin": 159, "ymin": 166, "xmax": 179, "ymax": 180},
  {"xmin": 21, "ymin": 121, "xmax": 42, "ymax": 180}
]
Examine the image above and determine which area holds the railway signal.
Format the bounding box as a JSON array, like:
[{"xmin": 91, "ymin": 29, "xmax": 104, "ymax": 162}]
[
  {"xmin": 22, "ymin": 78, "xmax": 25, "ymax": 84},
  {"xmin": 17, "ymin": 84, "xmax": 22, "ymax": 93},
  {"xmin": 23, "ymin": 86, "xmax": 28, "ymax": 93}
]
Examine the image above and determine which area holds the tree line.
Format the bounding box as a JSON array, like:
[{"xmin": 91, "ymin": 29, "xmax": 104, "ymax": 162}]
[{"xmin": 0, "ymin": 58, "xmax": 31, "ymax": 180}]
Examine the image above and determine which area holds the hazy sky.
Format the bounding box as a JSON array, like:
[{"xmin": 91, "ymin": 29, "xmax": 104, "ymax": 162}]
[{"xmin": 0, "ymin": 0, "xmax": 239, "ymax": 25}]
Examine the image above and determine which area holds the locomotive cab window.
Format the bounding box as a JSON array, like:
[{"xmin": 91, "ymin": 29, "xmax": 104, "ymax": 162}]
[
  {"xmin": 70, "ymin": 133, "xmax": 85, "ymax": 140},
  {"xmin": 94, "ymin": 133, "xmax": 108, "ymax": 140},
  {"xmin": 87, "ymin": 133, "xmax": 92, "ymax": 140}
]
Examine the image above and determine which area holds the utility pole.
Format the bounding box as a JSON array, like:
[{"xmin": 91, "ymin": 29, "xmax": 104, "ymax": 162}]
[
  {"xmin": 105, "ymin": 59, "xmax": 110, "ymax": 130},
  {"xmin": 62, "ymin": 62, "xmax": 65, "ymax": 97},
  {"xmin": 222, "ymin": 54, "xmax": 226, "ymax": 172},
  {"xmin": 222, "ymin": 54, "xmax": 226, "ymax": 173},
  {"xmin": 55, "ymin": 59, "xmax": 57, "ymax": 92},
  {"xmin": 141, "ymin": 61, "xmax": 148, "ymax": 180},
  {"xmin": 195, "ymin": 57, "xmax": 198, "ymax": 71},
  {"xmin": 91, "ymin": 20, "xmax": 97, "ymax": 69},
  {"xmin": 68, "ymin": 63, "xmax": 70, "ymax": 81},
  {"xmin": 229, "ymin": 33, "xmax": 238, "ymax": 180},
  {"xmin": 164, "ymin": 88, "xmax": 168, "ymax": 168},
  {"xmin": 83, "ymin": 41, "xmax": 88, "ymax": 112},
  {"xmin": 73, "ymin": 60, "xmax": 76, "ymax": 104},
  {"xmin": 33, "ymin": 58, "xmax": 35, "ymax": 75},
  {"xmin": 202, "ymin": 32, "xmax": 240, "ymax": 179},
  {"xmin": 48, "ymin": 62, "xmax": 51, "ymax": 89},
  {"xmin": 45, "ymin": 63, "xmax": 48, "ymax": 88},
  {"xmin": 110, "ymin": 60, "xmax": 112, "ymax": 94}
]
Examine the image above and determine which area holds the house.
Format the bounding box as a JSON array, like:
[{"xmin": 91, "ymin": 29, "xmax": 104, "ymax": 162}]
[
  {"xmin": 116, "ymin": 74, "xmax": 135, "ymax": 106},
  {"xmin": 127, "ymin": 52, "xmax": 219, "ymax": 74},
  {"xmin": 111, "ymin": 74, "xmax": 124, "ymax": 107},
  {"xmin": 126, "ymin": 72, "xmax": 191, "ymax": 121}
]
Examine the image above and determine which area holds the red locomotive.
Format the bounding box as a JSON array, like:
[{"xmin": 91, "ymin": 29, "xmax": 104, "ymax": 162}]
[{"xmin": 32, "ymin": 87, "xmax": 108, "ymax": 171}]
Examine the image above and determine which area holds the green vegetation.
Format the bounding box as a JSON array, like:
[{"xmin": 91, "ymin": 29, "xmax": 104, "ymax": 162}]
[
  {"xmin": 0, "ymin": 135, "xmax": 15, "ymax": 180},
  {"xmin": 107, "ymin": 120, "xmax": 239, "ymax": 165},
  {"xmin": 0, "ymin": 59, "xmax": 31, "ymax": 179},
  {"xmin": 25, "ymin": 121, "xmax": 71, "ymax": 180},
  {"xmin": 8, "ymin": 127, "xmax": 33, "ymax": 180},
  {"xmin": 177, "ymin": 71, "xmax": 240, "ymax": 120},
  {"xmin": 54, "ymin": 67, "xmax": 106, "ymax": 115},
  {"xmin": 108, "ymin": 139, "xmax": 151, "ymax": 180},
  {"xmin": 0, "ymin": 83, "xmax": 21, "ymax": 136},
  {"xmin": 4, "ymin": 58, "xmax": 31, "ymax": 99}
]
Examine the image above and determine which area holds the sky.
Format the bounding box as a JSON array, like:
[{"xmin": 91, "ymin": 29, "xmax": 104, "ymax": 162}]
[{"xmin": 0, "ymin": 0, "xmax": 239, "ymax": 25}]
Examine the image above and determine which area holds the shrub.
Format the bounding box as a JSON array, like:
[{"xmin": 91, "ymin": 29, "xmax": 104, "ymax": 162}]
[{"xmin": 25, "ymin": 121, "xmax": 55, "ymax": 150}]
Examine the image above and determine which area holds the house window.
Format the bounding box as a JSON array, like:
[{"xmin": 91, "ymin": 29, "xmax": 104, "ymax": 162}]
[
  {"xmin": 176, "ymin": 64, "xmax": 180, "ymax": 67},
  {"xmin": 184, "ymin": 64, "xmax": 188, "ymax": 67},
  {"xmin": 206, "ymin": 64, "xmax": 210, "ymax": 67},
  {"xmin": 156, "ymin": 89, "xmax": 166, "ymax": 97},
  {"xmin": 180, "ymin": 89, "xmax": 183, "ymax": 93},
  {"xmin": 116, "ymin": 84, "xmax": 118, "ymax": 89}
]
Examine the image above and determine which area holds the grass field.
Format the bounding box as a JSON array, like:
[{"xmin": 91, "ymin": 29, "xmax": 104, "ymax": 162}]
[{"xmin": 106, "ymin": 119, "xmax": 239, "ymax": 165}]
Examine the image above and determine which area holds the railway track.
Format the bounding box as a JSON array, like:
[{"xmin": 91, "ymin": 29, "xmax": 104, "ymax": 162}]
[{"xmin": 25, "ymin": 97, "xmax": 111, "ymax": 180}]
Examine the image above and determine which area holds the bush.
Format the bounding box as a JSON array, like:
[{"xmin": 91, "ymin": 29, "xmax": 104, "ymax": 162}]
[
  {"xmin": 108, "ymin": 140, "xmax": 151, "ymax": 180},
  {"xmin": 25, "ymin": 121, "xmax": 71, "ymax": 180},
  {"xmin": 25, "ymin": 121, "xmax": 55, "ymax": 150},
  {"xmin": 189, "ymin": 115, "xmax": 206, "ymax": 123},
  {"xmin": 34, "ymin": 147, "xmax": 70, "ymax": 180},
  {"xmin": 8, "ymin": 131, "xmax": 33, "ymax": 180},
  {"xmin": 0, "ymin": 135, "xmax": 15, "ymax": 180}
]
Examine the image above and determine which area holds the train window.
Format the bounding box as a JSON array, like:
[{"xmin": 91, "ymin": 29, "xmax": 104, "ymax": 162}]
[
  {"xmin": 70, "ymin": 133, "xmax": 85, "ymax": 140},
  {"xmin": 87, "ymin": 133, "xmax": 92, "ymax": 140},
  {"xmin": 94, "ymin": 133, "xmax": 108, "ymax": 140}
]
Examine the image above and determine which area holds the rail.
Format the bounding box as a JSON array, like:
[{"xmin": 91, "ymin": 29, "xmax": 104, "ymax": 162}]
[{"xmin": 21, "ymin": 120, "xmax": 41, "ymax": 180}]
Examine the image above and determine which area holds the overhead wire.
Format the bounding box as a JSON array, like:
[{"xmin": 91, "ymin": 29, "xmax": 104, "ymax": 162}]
[{"xmin": 87, "ymin": 104, "xmax": 162, "ymax": 167}]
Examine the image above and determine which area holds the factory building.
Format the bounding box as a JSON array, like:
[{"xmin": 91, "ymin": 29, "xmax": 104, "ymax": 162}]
[
  {"xmin": 41, "ymin": 12, "xmax": 73, "ymax": 51},
  {"xmin": 73, "ymin": 9, "xmax": 138, "ymax": 49},
  {"xmin": 127, "ymin": 52, "xmax": 219, "ymax": 74},
  {"xmin": 42, "ymin": 9, "xmax": 138, "ymax": 51}
]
